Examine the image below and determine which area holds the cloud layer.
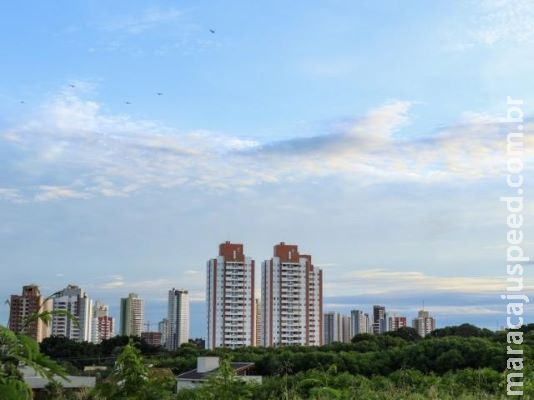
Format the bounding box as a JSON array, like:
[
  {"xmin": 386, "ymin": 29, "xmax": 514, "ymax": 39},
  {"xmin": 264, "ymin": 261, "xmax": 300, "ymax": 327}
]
[{"xmin": 1, "ymin": 86, "xmax": 531, "ymax": 202}]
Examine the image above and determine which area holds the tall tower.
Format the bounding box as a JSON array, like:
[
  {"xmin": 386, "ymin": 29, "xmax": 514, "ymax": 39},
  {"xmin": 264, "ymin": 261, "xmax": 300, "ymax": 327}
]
[
  {"xmin": 206, "ymin": 241, "xmax": 255, "ymax": 349},
  {"xmin": 412, "ymin": 309, "xmax": 436, "ymax": 337},
  {"xmin": 166, "ymin": 288, "xmax": 189, "ymax": 350},
  {"xmin": 120, "ymin": 293, "xmax": 144, "ymax": 337},
  {"xmin": 8, "ymin": 285, "xmax": 52, "ymax": 342},
  {"xmin": 372, "ymin": 305, "xmax": 386, "ymax": 335},
  {"xmin": 262, "ymin": 242, "xmax": 323, "ymax": 347},
  {"xmin": 52, "ymin": 285, "xmax": 93, "ymax": 342}
]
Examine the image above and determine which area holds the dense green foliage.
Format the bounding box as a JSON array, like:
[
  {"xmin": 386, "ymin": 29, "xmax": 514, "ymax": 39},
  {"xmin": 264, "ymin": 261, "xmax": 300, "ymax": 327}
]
[{"xmin": 35, "ymin": 323, "xmax": 534, "ymax": 399}]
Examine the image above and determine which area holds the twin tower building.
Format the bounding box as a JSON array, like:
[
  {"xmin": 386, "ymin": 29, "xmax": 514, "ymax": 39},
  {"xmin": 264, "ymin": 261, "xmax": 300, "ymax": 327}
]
[{"xmin": 207, "ymin": 241, "xmax": 323, "ymax": 349}]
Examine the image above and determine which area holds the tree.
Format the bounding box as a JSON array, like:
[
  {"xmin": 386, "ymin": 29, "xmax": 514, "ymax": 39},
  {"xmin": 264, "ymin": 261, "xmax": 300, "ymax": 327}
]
[
  {"xmin": 384, "ymin": 327, "xmax": 421, "ymax": 341},
  {"xmin": 197, "ymin": 357, "xmax": 254, "ymax": 400},
  {"xmin": 92, "ymin": 342, "xmax": 173, "ymax": 400},
  {"xmin": 0, "ymin": 325, "xmax": 67, "ymax": 400}
]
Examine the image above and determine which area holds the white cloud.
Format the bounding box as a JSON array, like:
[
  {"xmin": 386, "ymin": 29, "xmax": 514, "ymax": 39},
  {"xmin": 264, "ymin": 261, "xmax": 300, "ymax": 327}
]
[
  {"xmin": 323, "ymin": 268, "xmax": 534, "ymax": 296},
  {"xmin": 101, "ymin": 8, "xmax": 183, "ymax": 35},
  {"xmin": 1, "ymin": 85, "xmax": 531, "ymax": 202}
]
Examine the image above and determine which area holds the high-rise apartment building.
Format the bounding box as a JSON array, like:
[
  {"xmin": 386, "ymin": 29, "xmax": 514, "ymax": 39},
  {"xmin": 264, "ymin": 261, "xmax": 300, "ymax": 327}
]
[
  {"xmin": 351, "ymin": 309, "xmax": 372, "ymax": 336},
  {"xmin": 412, "ymin": 310, "xmax": 436, "ymax": 337},
  {"xmin": 372, "ymin": 305, "xmax": 386, "ymax": 335},
  {"xmin": 8, "ymin": 285, "xmax": 52, "ymax": 342},
  {"xmin": 52, "ymin": 285, "xmax": 93, "ymax": 342},
  {"xmin": 91, "ymin": 301, "xmax": 114, "ymax": 343},
  {"xmin": 342, "ymin": 315, "xmax": 352, "ymax": 343},
  {"xmin": 323, "ymin": 312, "xmax": 342, "ymax": 344},
  {"xmin": 158, "ymin": 318, "xmax": 168, "ymax": 347},
  {"xmin": 262, "ymin": 242, "xmax": 323, "ymax": 346},
  {"xmin": 166, "ymin": 288, "xmax": 189, "ymax": 350},
  {"xmin": 207, "ymin": 242, "xmax": 255, "ymax": 349},
  {"xmin": 387, "ymin": 313, "xmax": 407, "ymax": 332},
  {"xmin": 120, "ymin": 293, "xmax": 144, "ymax": 337},
  {"xmin": 324, "ymin": 312, "xmax": 352, "ymax": 344}
]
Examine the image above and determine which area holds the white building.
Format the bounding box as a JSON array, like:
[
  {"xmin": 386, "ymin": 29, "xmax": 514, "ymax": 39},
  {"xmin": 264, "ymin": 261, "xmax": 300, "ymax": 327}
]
[
  {"xmin": 52, "ymin": 285, "xmax": 93, "ymax": 342},
  {"xmin": 119, "ymin": 293, "xmax": 144, "ymax": 337},
  {"xmin": 207, "ymin": 242, "xmax": 255, "ymax": 349},
  {"xmin": 91, "ymin": 302, "xmax": 114, "ymax": 343},
  {"xmin": 167, "ymin": 288, "xmax": 189, "ymax": 350},
  {"xmin": 412, "ymin": 310, "xmax": 436, "ymax": 337},
  {"xmin": 262, "ymin": 242, "xmax": 323, "ymax": 347},
  {"xmin": 351, "ymin": 309, "xmax": 372, "ymax": 335},
  {"xmin": 158, "ymin": 318, "xmax": 169, "ymax": 347}
]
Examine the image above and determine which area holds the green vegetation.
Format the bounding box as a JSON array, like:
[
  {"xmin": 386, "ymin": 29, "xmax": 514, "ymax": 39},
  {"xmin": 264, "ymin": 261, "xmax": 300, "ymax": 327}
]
[{"xmin": 0, "ymin": 322, "xmax": 529, "ymax": 399}]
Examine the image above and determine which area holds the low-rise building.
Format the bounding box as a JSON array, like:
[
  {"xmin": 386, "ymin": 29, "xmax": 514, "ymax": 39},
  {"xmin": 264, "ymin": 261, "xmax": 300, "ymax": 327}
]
[{"xmin": 176, "ymin": 357, "xmax": 261, "ymax": 391}]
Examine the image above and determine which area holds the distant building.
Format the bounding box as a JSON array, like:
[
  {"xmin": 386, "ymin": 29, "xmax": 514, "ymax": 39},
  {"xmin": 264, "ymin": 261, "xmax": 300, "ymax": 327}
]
[
  {"xmin": 91, "ymin": 302, "xmax": 114, "ymax": 343},
  {"xmin": 323, "ymin": 312, "xmax": 342, "ymax": 344},
  {"xmin": 412, "ymin": 310, "xmax": 436, "ymax": 337},
  {"xmin": 177, "ymin": 357, "xmax": 261, "ymax": 391},
  {"xmin": 52, "ymin": 285, "xmax": 93, "ymax": 342},
  {"xmin": 119, "ymin": 293, "xmax": 144, "ymax": 337},
  {"xmin": 387, "ymin": 314, "xmax": 407, "ymax": 332},
  {"xmin": 372, "ymin": 305, "xmax": 386, "ymax": 335},
  {"xmin": 254, "ymin": 298, "xmax": 262, "ymax": 347},
  {"xmin": 189, "ymin": 338, "xmax": 206, "ymax": 349},
  {"xmin": 141, "ymin": 331, "xmax": 162, "ymax": 347},
  {"xmin": 262, "ymin": 242, "xmax": 323, "ymax": 346},
  {"xmin": 158, "ymin": 318, "xmax": 169, "ymax": 347},
  {"xmin": 350, "ymin": 309, "xmax": 371, "ymax": 336},
  {"xmin": 8, "ymin": 285, "xmax": 52, "ymax": 343},
  {"xmin": 166, "ymin": 288, "xmax": 189, "ymax": 350},
  {"xmin": 324, "ymin": 312, "xmax": 351, "ymax": 344},
  {"xmin": 342, "ymin": 315, "xmax": 352, "ymax": 343},
  {"xmin": 207, "ymin": 242, "xmax": 255, "ymax": 349}
]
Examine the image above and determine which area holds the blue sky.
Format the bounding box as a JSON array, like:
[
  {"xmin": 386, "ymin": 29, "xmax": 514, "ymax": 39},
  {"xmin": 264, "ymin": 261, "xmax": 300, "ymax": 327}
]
[{"xmin": 1, "ymin": 0, "xmax": 533, "ymax": 337}]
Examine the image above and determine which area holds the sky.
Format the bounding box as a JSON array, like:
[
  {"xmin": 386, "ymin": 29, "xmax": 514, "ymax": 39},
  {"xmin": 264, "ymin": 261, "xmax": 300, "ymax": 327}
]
[{"xmin": 1, "ymin": 0, "xmax": 533, "ymax": 338}]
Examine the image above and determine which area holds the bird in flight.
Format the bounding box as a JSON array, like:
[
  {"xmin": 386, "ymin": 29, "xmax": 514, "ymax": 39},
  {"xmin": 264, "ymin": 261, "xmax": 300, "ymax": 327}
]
[
  {"xmin": 125, "ymin": 101, "xmax": 131, "ymax": 105},
  {"xmin": 20, "ymin": 101, "xmax": 25, "ymax": 104},
  {"xmin": 69, "ymin": 84, "xmax": 76, "ymax": 88},
  {"xmin": 210, "ymin": 29, "xmax": 215, "ymax": 34},
  {"xmin": 157, "ymin": 92, "xmax": 163, "ymax": 96}
]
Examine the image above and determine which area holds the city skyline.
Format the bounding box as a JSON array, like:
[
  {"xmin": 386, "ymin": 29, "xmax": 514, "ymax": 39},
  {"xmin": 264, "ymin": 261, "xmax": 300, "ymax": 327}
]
[{"xmin": 1, "ymin": 0, "xmax": 533, "ymax": 339}]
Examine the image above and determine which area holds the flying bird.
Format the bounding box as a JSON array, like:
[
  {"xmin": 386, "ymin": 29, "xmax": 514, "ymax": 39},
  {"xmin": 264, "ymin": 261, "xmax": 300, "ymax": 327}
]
[
  {"xmin": 20, "ymin": 101, "xmax": 25, "ymax": 104},
  {"xmin": 69, "ymin": 84, "xmax": 76, "ymax": 88},
  {"xmin": 157, "ymin": 92, "xmax": 163, "ymax": 96},
  {"xmin": 125, "ymin": 101, "xmax": 131, "ymax": 105},
  {"xmin": 209, "ymin": 29, "xmax": 215, "ymax": 34}
]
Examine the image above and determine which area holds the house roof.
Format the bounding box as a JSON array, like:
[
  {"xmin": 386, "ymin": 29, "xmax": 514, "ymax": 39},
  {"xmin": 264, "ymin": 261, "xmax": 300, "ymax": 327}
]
[
  {"xmin": 177, "ymin": 362, "xmax": 254, "ymax": 381},
  {"xmin": 21, "ymin": 366, "xmax": 96, "ymax": 389}
]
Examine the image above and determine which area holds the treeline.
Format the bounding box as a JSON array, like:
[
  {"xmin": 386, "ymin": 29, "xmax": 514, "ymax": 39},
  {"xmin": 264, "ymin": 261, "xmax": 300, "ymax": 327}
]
[{"xmin": 37, "ymin": 324, "xmax": 534, "ymax": 399}]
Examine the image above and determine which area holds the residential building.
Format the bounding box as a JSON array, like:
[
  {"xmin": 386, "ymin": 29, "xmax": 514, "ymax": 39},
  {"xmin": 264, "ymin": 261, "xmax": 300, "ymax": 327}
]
[
  {"xmin": 351, "ymin": 309, "xmax": 371, "ymax": 336},
  {"xmin": 52, "ymin": 285, "xmax": 93, "ymax": 342},
  {"xmin": 387, "ymin": 313, "xmax": 407, "ymax": 332},
  {"xmin": 141, "ymin": 331, "xmax": 163, "ymax": 347},
  {"xmin": 91, "ymin": 302, "xmax": 114, "ymax": 343},
  {"xmin": 166, "ymin": 288, "xmax": 189, "ymax": 350},
  {"xmin": 342, "ymin": 315, "xmax": 352, "ymax": 343},
  {"xmin": 177, "ymin": 357, "xmax": 261, "ymax": 391},
  {"xmin": 207, "ymin": 241, "xmax": 255, "ymax": 349},
  {"xmin": 262, "ymin": 242, "xmax": 323, "ymax": 346},
  {"xmin": 8, "ymin": 285, "xmax": 52, "ymax": 342},
  {"xmin": 372, "ymin": 305, "xmax": 386, "ymax": 335},
  {"xmin": 412, "ymin": 310, "xmax": 436, "ymax": 337},
  {"xmin": 119, "ymin": 293, "xmax": 144, "ymax": 337},
  {"xmin": 158, "ymin": 318, "xmax": 169, "ymax": 347},
  {"xmin": 323, "ymin": 312, "xmax": 342, "ymax": 344}
]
